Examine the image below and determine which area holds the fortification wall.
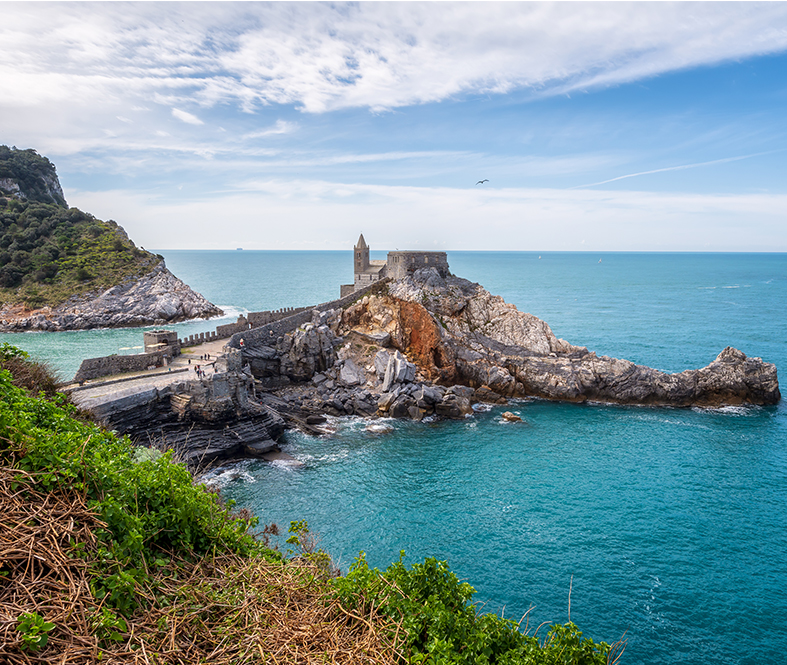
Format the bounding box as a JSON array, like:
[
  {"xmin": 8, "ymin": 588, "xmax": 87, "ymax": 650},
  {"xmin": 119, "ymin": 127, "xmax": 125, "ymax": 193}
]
[
  {"xmin": 227, "ymin": 283, "xmax": 378, "ymax": 350},
  {"xmin": 248, "ymin": 306, "xmax": 310, "ymax": 327},
  {"xmin": 179, "ymin": 306, "xmax": 313, "ymax": 347},
  {"xmin": 386, "ymin": 251, "xmax": 449, "ymax": 280},
  {"xmin": 74, "ymin": 351, "xmax": 166, "ymax": 383}
]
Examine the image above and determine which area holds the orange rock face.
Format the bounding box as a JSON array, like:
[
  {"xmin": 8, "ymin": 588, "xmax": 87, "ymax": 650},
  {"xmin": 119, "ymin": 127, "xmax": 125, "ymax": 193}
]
[
  {"xmin": 398, "ymin": 300, "xmax": 457, "ymax": 384},
  {"xmin": 340, "ymin": 294, "xmax": 458, "ymax": 384}
]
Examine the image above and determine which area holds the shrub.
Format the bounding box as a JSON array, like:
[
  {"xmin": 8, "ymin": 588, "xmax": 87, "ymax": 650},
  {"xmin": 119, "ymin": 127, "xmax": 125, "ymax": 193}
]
[
  {"xmin": 0, "ymin": 358, "xmax": 274, "ymax": 615},
  {"xmin": 333, "ymin": 552, "xmax": 612, "ymax": 665}
]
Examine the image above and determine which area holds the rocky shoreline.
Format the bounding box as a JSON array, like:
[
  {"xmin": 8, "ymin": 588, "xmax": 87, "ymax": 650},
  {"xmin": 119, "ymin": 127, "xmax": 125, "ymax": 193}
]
[
  {"xmin": 233, "ymin": 268, "xmax": 780, "ymax": 415},
  {"xmin": 69, "ymin": 267, "xmax": 780, "ymax": 467},
  {"xmin": 0, "ymin": 261, "xmax": 222, "ymax": 332}
]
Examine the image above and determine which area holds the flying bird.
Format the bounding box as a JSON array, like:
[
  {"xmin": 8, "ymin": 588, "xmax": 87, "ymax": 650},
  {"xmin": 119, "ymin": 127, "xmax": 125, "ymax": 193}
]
[{"xmin": 476, "ymin": 179, "xmax": 489, "ymax": 185}]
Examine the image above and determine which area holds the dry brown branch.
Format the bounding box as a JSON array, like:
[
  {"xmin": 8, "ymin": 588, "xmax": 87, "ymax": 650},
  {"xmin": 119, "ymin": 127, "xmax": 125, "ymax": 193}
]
[{"xmin": 1, "ymin": 465, "xmax": 402, "ymax": 664}]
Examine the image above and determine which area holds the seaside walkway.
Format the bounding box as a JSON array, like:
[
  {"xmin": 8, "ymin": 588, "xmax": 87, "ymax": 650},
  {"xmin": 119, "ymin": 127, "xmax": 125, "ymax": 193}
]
[{"xmin": 64, "ymin": 336, "xmax": 230, "ymax": 408}]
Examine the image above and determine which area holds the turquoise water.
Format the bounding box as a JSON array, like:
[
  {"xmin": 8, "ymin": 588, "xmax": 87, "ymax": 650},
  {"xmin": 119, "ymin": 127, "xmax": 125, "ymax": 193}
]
[{"xmin": 3, "ymin": 251, "xmax": 786, "ymax": 664}]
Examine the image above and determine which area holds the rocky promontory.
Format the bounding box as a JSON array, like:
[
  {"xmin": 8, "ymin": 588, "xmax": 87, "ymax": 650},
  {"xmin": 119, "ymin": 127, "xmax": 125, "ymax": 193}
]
[
  {"xmin": 0, "ymin": 260, "xmax": 223, "ymax": 331},
  {"xmin": 0, "ymin": 145, "xmax": 222, "ymax": 331},
  {"xmin": 233, "ymin": 268, "xmax": 779, "ymax": 416},
  {"xmin": 69, "ymin": 267, "xmax": 779, "ymax": 469}
]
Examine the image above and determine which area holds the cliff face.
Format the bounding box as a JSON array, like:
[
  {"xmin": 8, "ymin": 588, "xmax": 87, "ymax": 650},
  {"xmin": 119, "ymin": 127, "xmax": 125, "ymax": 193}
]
[
  {"xmin": 0, "ymin": 261, "xmax": 223, "ymax": 331},
  {"xmin": 337, "ymin": 268, "xmax": 780, "ymax": 407},
  {"xmin": 0, "ymin": 146, "xmax": 67, "ymax": 206},
  {"xmin": 70, "ymin": 352, "xmax": 285, "ymax": 465}
]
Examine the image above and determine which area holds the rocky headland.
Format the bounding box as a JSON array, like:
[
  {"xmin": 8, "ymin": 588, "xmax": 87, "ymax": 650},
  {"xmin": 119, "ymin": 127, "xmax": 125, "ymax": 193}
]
[
  {"xmin": 0, "ymin": 260, "xmax": 223, "ymax": 331},
  {"xmin": 70, "ymin": 267, "xmax": 779, "ymax": 468},
  {"xmin": 0, "ymin": 145, "xmax": 222, "ymax": 331},
  {"xmin": 232, "ymin": 267, "xmax": 780, "ymax": 423}
]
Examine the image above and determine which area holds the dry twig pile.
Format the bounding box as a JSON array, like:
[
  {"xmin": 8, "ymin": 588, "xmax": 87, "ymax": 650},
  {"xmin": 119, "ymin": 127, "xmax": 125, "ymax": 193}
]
[{"xmin": 0, "ymin": 467, "xmax": 400, "ymax": 665}]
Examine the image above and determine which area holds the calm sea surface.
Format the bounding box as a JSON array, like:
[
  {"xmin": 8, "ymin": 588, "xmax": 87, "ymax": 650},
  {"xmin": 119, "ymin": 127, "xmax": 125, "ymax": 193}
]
[{"xmin": 3, "ymin": 251, "xmax": 785, "ymax": 664}]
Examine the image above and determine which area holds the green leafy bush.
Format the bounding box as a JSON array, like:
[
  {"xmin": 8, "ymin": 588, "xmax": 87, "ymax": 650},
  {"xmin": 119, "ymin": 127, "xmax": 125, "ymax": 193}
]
[
  {"xmin": 333, "ymin": 552, "xmax": 611, "ymax": 665},
  {"xmin": 0, "ymin": 362, "xmax": 274, "ymax": 615},
  {"xmin": 16, "ymin": 611, "xmax": 55, "ymax": 652}
]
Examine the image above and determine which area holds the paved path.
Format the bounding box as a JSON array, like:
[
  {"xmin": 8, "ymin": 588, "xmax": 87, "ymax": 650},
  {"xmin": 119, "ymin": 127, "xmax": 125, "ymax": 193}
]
[{"xmin": 65, "ymin": 337, "xmax": 232, "ymax": 404}]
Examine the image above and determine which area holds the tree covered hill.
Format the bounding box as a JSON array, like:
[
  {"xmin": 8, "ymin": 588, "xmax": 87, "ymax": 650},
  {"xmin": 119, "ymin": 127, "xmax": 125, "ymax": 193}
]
[{"xmin": 0, "ymin": 146, "xmax": 159, "ymax": 309}]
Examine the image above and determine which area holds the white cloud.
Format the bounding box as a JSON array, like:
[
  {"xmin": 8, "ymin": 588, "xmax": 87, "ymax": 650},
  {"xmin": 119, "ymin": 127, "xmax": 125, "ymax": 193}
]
[
  {"xmin": 1, "ymin": 2, "xmax": 786, "ymax": 118},
  {"xmin": 242, "ymin": 120, "xmax": 299, "ymax": 139},
  {"xmin": 171, "ymin": 108, "xmax": 203, "ymax": 125},
  {"xmin": 68, "ymin": 181, "xmax": 787, "ymax": 252}
]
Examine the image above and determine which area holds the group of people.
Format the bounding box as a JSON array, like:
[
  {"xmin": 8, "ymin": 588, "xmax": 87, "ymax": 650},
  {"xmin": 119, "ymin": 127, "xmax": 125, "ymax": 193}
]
[{"xmin": 187, "ymin": 353, "xmax": 212, "ymax": 378}]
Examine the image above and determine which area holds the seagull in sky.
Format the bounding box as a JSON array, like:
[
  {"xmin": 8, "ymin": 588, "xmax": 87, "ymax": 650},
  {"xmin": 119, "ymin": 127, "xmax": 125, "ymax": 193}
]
[{"xmin": 476, "ymin": 179, "xmax": 489, "ymax": 185}]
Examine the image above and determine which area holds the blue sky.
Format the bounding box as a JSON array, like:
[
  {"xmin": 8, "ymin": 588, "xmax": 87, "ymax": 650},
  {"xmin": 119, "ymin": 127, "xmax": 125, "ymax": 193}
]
[{"xmin": 2, "ymin": 1, "xmax": 786, "ymax": 251}]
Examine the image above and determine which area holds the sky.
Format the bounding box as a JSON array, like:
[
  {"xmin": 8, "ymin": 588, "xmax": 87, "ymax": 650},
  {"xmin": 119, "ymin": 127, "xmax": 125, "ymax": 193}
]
[{"xmin": 2, "ymin": 1, "xmax": 787, "ymax": 251}]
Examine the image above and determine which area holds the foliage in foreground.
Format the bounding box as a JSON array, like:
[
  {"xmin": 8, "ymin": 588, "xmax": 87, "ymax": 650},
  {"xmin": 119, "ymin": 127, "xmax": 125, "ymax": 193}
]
[
  {"xmin": 334, "ymin": 552, "xmax": 614, "ymax": 665},
  {"xmin": 0, "ymin": 348, "xmax": 619, "ymax": 663},
  {"xmin": 0, "ymin": 360, "xmax": 269, "ymax": 616}
]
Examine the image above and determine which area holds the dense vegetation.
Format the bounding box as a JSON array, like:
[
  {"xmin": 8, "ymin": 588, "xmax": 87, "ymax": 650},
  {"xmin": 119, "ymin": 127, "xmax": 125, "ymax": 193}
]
[
  {"xmin": 0, "ymin": 146, "xmax": 158, "ymax": 309},
  {"xmin": 0, "ymin": 146, "xmax": 66, "ymax": 206},
  {"xmin": 0, "ymin": 348, "xmax": 619, "ymax": 663}
]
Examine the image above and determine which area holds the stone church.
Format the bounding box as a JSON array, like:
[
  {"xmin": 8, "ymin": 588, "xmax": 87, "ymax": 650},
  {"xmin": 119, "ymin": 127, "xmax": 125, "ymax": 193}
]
[{"xmin": 340, "ymin": 234, "xmax": 449, "ymax": 297}]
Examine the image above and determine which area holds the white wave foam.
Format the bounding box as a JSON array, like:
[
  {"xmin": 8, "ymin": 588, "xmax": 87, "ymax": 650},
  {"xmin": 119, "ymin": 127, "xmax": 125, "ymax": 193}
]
[
  {"xmin": 200, "ymin": 465, "xmax": 256, "ymax": 489},
  {"xmin": 268, "ymin": 458, "xmax": 303, "ymax": 469},
  {"xmin": 213, "ymin": 305, "xmax": 249, "ymax": 320},
  {"xmin": 366, "ymin": 422, "xmax": 395, "ymax": 434},
  {"xmin": 692, "ymin": 405, "xmax": 760, "ymax": 416}
]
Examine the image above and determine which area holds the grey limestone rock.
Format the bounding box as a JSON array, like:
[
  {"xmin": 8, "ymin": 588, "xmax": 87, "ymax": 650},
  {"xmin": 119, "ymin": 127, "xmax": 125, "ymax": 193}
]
[
  {"xmin": 0, "ymin": 261, "xmax": 223, "ymax": 332},
  {"xmin": 339, "ymin": 359, "xmax": 365, "ymax": 386},
  {"xmin": 277, "ymin": 324, "xmax": 341, "ymax": 382},
  {"xmin": 70, "ymin": 368, "xmax": 286, "ymax": 467},
  {"xmin": 381, "ymin": 349, "xmax": 417, "ymax": 391}
]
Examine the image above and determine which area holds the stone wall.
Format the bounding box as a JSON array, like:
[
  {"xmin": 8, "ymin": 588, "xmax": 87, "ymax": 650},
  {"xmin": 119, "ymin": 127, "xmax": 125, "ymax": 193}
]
[
  {"xmin": 386, "ymin": 251, "xmax": 449, "ymax": 280},
  {"xmin": 182, "ymin": 306, "xmax": 313, "ymax": 346},
  {"xmin": 215, "ymin": 321, "xmax": 250, "ymax": 338},
  {"xmin": 74, "ymin": 351, "xmax": 167, "ymax": 383},
  {"xmin": 143, "ymin": 330, "xmax": 180, "ymax": 355},
  {"xmin": 227, "ymin": 282, "xmax": 378, "ymax": 350},
  {"xmin": 248, "ymin": 306, "xmax": 310, "ymax": 327}
]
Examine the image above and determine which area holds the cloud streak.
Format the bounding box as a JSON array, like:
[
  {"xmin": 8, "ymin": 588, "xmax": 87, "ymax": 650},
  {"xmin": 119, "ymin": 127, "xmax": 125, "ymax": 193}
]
[
  {"xmin": 171, "ymin": 108, "xmax": 204, "ymax": 125},
  {"xmin": 572, "ymin": 150, "xmax": 784, "ymax": 188}
]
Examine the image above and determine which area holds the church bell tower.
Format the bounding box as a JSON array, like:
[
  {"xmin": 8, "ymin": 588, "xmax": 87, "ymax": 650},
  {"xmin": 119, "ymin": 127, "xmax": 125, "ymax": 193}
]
[{"xmin": 354, "ymin": 233, "xmax": 370, "ymax": 274}]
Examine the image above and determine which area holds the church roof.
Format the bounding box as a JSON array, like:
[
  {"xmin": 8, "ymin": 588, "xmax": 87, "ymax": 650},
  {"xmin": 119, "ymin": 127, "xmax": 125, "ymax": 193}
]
[{"xmin": 356, "ymin": 233, "xmax": 368, "ymax": 249}]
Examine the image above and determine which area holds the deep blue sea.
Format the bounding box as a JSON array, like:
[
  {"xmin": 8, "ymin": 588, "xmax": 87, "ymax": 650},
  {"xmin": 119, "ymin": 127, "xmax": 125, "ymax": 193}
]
[{"xmin": 3, "ymin": 251, "xmax": 785, "ymax": 664}]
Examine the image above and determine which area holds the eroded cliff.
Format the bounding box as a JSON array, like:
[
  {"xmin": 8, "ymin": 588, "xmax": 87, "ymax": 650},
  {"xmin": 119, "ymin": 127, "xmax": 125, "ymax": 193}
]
[{"xmin": 335, "ymin": 269, "xmax": 780, "ymax": 408}]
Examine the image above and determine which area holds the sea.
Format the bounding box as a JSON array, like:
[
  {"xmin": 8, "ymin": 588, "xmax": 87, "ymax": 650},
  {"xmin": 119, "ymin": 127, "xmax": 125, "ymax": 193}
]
[{"xmin": 3, "ymin": 251, "xmax": 785, "ymax": 665}]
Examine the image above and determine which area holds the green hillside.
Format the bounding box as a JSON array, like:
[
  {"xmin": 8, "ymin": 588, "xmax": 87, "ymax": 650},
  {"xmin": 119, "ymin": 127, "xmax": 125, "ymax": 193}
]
[{"xmin": 0, "ymin": 146, "xmax": 159, "ymax": 309}]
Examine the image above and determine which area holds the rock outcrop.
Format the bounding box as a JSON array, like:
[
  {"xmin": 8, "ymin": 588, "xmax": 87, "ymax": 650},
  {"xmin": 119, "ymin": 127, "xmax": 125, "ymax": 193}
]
[
  {"xmin": 0, "ymin": 261, "xmax": 223, "ymax": 331},
  {"xmin": 333, "ymin": 268, "xmax": 780, "ymax": 408},
  {"xmin": 70, "ymin": 351, "xmax": 284, "ymax": 466}
]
